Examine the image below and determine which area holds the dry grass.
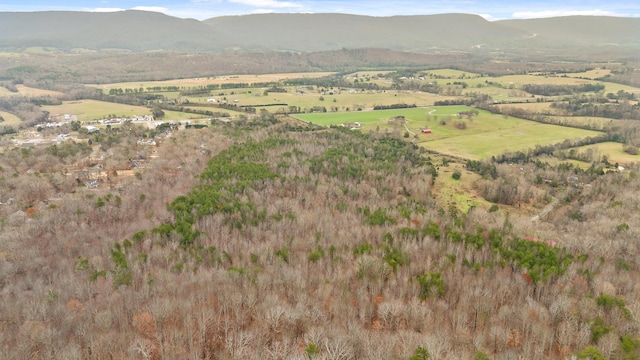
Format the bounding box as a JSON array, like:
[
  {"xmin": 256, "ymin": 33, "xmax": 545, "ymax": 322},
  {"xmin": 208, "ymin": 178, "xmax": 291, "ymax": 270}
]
[
  {"xmin": 0, "ymin": 110, "xmax": 22, "ymax": 126},
  {"xmin": 89, "ymin": 72, "xmax": 336, "ymax": 92}
]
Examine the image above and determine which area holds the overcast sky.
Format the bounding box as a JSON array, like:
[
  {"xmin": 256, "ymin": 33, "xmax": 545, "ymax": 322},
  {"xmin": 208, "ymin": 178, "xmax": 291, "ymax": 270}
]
[{"xmin": 1, "ymin": 0, "xmax": 639, "ymax": 21}]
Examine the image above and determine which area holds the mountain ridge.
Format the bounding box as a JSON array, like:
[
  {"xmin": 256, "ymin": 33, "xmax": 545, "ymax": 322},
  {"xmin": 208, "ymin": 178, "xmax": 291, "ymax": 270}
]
[{"xmin": 0, "ymin": 11, "xmax": 638, "ymax": 54}]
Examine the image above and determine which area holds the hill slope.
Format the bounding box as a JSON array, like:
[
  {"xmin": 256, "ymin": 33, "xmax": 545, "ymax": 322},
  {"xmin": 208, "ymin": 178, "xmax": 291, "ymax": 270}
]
[
  {"xmin": 202, "ymin": 13, "xmax": 530, "ymax": 52},
  {"xmin": 497, "ymin": 16, "xmax": 640, "ymax": 48},
  {"xmin": 0, "ymin": 11, "xmax": 638, "ymax": 54},
  {"xmin": 0, "ymin": 10, "xmax": 227, "ymax": 52}
]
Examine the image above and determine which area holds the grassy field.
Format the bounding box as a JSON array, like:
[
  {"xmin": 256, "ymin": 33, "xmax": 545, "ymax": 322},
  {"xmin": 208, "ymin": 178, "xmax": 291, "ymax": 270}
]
[
  {"xmin": 294, "ymin": 106, "xmax": 435, "ymax": 128},
  {"xmin": 0, "ymin": 87, "xmax": 14, "ymax": 96},
  {"xmin": 15, "ymin": 85, "xmax": 64, "ymax": 97},
  {"xmin": 564, "ymin": 69, "xmax": 612, "ymax": 79},
  {"xmin": 419, "ymin": 123, "xmax": 602, "ymax": 160},
  {"xmin": 568, "ymin": 142, "xmax": 640, "ymax": 165},
  {"xmin": 295, "ymin": 105, "xmax": 603, "ymax": 159},
  {"xmin": 423, "ymin": 69, "xmax": 480, "ymax": 78},
  {"xmin": 0, "ymin": 85, "xmax": 64, "ymax": 97},
  {"xmin": 497, "ymin": 102, "xmax": 555, "ymax": 113},
  {"xmin": 542, "ymin": 116, "xmax": 619, "ymax": 130},
  {"xmin": 184, "ymin": 88, "xmax": 444, "ymax": 113},
  {"xmin": 433, "ymin": 160, "xmax": 494, "ymax": 213},
  {"xmin": 42, "ymin": 100, "xmax": 204, "ymax": 122},
  {"xmin": 0, "ymin": 110, "xmax": 21, "ymax": 126},
  {"xmin": 90, "ymin": 72, "xmax": 335, "ymax": 92},
  {"xmin": 461, "ymin": 74, "xmax": 640, "ymax": 96}
]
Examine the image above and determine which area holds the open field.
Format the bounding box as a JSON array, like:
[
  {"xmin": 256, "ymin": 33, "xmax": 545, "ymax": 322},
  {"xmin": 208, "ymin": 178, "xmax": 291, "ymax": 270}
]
[
  {"xmin": 543, "ymin": 116, "xmax": 619, "ymax": 130},
  {"xmin": 568, "ymin": 141, "xmax": 640, "ymax": 165},
  {"xmin": 462, "ymin": 74, "xmax": 639, "ymax": 95},
  {"xmin": 564, "ymin": 69, "xmax": 612, "ymax": 79},
  {"xmin": 42, "ymin": 99, "xmax": 203, "ymax": 122},
  {"xmin": 423, "ymin": 69, "xmax": 481, "ymax": 78},
  {"xmin": 0, "ymin": 84, "xmax": 64, "ymax": 97},
  {"xmin": 497, "ymin": 102, "xmax": 555, "ymax": 113},
  {"xmin": 181, "ymin": 88, "xmax": 447, "ymax": 113},
  {"xmin": 432, "ymin": 160, "xmax": 494, "ymax": 213},
  {"xmin": 419, "ymin": 123, "xmax": 602, "ymax": 160},
  {"xmin": 295, "ymin": 105, "xmax": 603, "ymax": 159},
  {"xmin": 0, "ymin": 110, "xmax": 21, "ymax": 126},
  {"xmin": 294, "ymin": 106, "xmax": 434, "ymax": 128},
  {"xmin": 14, "ymin": 84, "xmax": 64, "ymax": 97},
  {"xmin": 259, "ymin": 90, "xmax": 439, "ymax": 110},
  {"xmin": 89, "ymin": 72, "xmax": 336, "ymax": 92}
]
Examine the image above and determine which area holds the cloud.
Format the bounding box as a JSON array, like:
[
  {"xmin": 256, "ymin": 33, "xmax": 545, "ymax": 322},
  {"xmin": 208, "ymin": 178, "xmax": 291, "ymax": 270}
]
[
  {"xmin": 512, "ymin": 9, "xmax": 620, "ymax": 19},
  {"xmin": 131, "ymin": 6, "xmax": 170, "ymax": 14},
  {"xmin": 228, "ymin": 0, "xmax": 303, "ymax": 9},
  {"xmin": 253, "ymin": 8, "xmax": 276, "ymax": 13},
  {"xmin": 91, "ymin": 8, "xmax": 125, "ymax": 13}
]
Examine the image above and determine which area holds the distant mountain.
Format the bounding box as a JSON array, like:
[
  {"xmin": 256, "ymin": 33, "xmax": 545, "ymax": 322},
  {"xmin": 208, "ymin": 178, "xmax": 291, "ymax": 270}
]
[
  {"xmin": 497, "ymin": 16, "xmax": 640, "ymax": 48},
  {"xmin": 202, "ymin": 13, "xmax": 530, "ymax": 52},
  {"xmin": 0, "ymin": 10, "xmax": 226, "ymax": 52},
  {"xmin": 0, "ymin": 11, "xmax": 638, "ymax": 54}
]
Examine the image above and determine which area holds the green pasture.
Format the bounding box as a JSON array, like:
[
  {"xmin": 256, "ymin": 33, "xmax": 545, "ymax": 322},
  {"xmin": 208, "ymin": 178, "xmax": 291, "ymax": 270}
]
[
  {"xmin": 294, "ymin": 106, "xmax": 437, "ymax": 127},
  {"xmin": 419, "ymin": 122, "xmax": 602, "ymax": 160},
  {"xmin": 0, "ymin": 110, "xmax": 21, "ymax": 126},
  {"xmin": 295, "ymin": 104, "xmax": 604, "ymax": 160}
]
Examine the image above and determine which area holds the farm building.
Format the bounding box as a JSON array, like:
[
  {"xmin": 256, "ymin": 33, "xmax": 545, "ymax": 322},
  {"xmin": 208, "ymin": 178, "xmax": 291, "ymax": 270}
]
[{"xmin": 422, "ymin": 129, "xmax": 432, "ymax": 134}]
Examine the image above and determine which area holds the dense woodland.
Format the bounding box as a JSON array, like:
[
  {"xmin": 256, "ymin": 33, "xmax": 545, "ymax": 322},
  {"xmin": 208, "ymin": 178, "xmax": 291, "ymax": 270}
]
[
  {"xmin": 0, "ymin": 36, "xmax": 640, "ymax": 359},
  {"xmin": 0, "ymin": 111, "xmax": 640, "ymax": 359}
]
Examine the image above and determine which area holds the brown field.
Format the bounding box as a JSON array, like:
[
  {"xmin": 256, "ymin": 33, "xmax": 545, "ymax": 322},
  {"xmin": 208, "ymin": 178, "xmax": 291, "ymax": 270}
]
[
  {"xmin": 14, "ymin": 84, "xmax": 65, "ymax": 97},
  {"xmin": 90, "ymin": 72, "xmax": 336, "ymax": 92},
  {"xmin": 0, "ymin": 110, "xmax": 21, "ymax": 126},
  {"xmin": 564, "ymin": 69, "xmax": 612, "ymax": 79}
]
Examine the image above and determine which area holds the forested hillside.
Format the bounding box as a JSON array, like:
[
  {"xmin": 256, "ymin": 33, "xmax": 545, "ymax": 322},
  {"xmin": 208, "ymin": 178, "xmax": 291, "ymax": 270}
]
[
  {"xmin": 0, "ymin": 11, "xmax": 639, "ymax": 54},
  {"xmin": 2, "ymin": 116, "xmax": 640, "ymax": 359}
]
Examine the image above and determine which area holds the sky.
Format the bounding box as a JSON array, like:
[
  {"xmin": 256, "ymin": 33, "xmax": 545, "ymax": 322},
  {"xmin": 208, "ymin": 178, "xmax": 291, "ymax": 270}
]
[{"xmin": 1, "ymin": 0, "xmax": 639, "ymax": 21}]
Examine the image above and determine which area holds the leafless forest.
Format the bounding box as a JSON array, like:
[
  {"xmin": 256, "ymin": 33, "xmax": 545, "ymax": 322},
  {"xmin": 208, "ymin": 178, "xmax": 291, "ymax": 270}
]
[{"xmin": 0, "ymin": 108, "xmax": 639, "ymax": 359}]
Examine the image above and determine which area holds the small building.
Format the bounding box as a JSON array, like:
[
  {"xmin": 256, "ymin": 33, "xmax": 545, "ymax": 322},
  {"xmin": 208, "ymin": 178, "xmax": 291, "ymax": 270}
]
[
  {"xmin": 85, "ymin": 126, "xmax": 99, "ymax": 133},
  {"xmin": 422, "ymin": 129, "xmax": 432, "ymax": 134}
]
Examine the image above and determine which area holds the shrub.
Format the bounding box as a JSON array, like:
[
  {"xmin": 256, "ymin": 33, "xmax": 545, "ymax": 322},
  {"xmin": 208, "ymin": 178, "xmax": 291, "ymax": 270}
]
[{"xmin": 416, "ymin": 272, "xmax": 445, "ymax": 299}]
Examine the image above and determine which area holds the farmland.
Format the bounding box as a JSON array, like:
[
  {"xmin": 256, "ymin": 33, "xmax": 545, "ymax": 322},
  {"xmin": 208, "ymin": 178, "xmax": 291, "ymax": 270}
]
[
  {"xmin": 568, "ymin": 141, "xmax": 640, "ymax": 165},
  {"xmin": 2, "ymin": 14, "xmax": 640, "ymax": 359},
  {"xmin": 89, "ymin": 72, "xmax": 336, "ymax": 92},
  {"xmin": 419, "ymin": 121, "xmax": 601, "ymax": 160},
  {"xmin": 0, "ymin": 110, "xmax": 21, "ymax": 126},
  {"xmin": 42, "ymin": 100, "xmax": 205, "ymax": 122},
  {"xmin": 295, "ymin": 106, "xmax": 604, "ymax": 160}
]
